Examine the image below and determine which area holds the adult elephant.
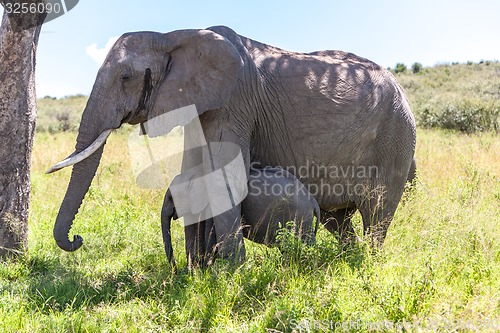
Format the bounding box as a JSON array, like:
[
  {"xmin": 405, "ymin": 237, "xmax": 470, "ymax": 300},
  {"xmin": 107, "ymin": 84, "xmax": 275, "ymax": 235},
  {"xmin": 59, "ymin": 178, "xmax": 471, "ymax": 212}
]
[{"xmin": 48, "ymin": 26, "xmax": 416, "ymax": 266}]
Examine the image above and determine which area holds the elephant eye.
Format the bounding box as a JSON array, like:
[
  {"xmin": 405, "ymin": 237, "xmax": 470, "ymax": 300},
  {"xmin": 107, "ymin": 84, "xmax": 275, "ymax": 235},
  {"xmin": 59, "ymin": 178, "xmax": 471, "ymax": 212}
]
[{"xmin": 121, "ymin": 73, "xmax": 132, "ymax": 81}]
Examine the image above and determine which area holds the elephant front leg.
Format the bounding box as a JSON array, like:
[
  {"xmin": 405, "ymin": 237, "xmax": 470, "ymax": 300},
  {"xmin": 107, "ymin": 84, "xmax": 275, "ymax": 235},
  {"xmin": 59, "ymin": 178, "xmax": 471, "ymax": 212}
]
[
  {"xmin": 185, "ymin": 218, "xmax": 218, "ymax": 268},
  {"xmin": 184, "ymin": 222, "xmax": 208, "ymax": 269},
  {"xmin": 184, "ymin": 111, "xmax": 250, "ymax": 265},
  {"xmin": 201, "ymin": 157, "xmax": 246, "ymax": 263},
  {"xmin": 176, "ymin": 161, "xmax": 246, "ymax": 265},
  {"xmin": 204, "ymin": 218, "xmax": 218, "ymax": 266},
  {"xmin": 200, "ymin": 141, "xmax": 249, "ymax": 264},
  {"xmin": 212, "ymin": 205, "xmax": 245, "ymax": 263}
]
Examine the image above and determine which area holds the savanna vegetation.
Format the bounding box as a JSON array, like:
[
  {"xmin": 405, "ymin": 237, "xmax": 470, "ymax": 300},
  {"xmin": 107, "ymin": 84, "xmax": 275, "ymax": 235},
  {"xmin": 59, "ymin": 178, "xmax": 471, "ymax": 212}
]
[
  {"xmin": 394, "ymin": 61, "xmax": 499, "ymax": 133},
  {"xmin": 0, "ymin": 61, "xmax": 499, "ymax": 332}
]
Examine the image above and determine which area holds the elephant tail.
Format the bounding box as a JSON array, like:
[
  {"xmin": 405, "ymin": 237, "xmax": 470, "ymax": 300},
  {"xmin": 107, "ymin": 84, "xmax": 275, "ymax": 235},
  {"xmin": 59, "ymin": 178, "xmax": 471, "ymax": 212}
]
[
  {"xmin": 406, "ymin": 157, "xmax": 431, "ymax": 194},
  {"xmin": 407, "ymin": 157, "xmax": 417, "ymax": 184},
  {"xmin": 313, "ymin": 200, "xmax": 321, "ymax": 240}
]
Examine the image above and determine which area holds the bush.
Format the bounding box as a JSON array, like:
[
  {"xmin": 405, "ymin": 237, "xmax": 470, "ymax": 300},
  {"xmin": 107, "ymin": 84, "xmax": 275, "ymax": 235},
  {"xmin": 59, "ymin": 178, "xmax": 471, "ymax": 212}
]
[
  {"xmin": 56, "ymin": 111, "xmax": 72, "ymax": 132},
  {"xmin": 396, "ymin": 61, "xmax": 500, "ymax": 133},
  {"xmin": 419, "ymin": 101, "xmax": 499, "ymax": 133},
  {"xmin": 36, "ymin": 95, "xmax": 87, "ymax": 133},
  {"xmin": 412, "ymin": 62, "xmax": 423, "ymax": 74},
  {"xmin": 395, "ymin": 63, "xmax": 407, "ymax": 73}
]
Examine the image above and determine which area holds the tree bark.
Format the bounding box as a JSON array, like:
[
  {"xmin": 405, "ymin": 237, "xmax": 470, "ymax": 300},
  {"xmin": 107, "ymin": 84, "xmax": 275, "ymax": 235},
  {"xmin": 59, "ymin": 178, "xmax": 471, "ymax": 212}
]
[{"xmin": 0, "ymin": 3, "xmax": 45, "ymax": 258}]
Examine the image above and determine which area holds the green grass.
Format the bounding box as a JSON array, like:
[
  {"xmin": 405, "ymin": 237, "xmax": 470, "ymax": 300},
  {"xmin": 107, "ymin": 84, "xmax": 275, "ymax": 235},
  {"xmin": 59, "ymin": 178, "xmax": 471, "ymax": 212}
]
[
  {"xmin": 1, "ymin": 61, "xmax": 498, "ymax": 331},
  {"xmin": 1, "ymin": 129, "xmax": 499, "ymax": 332}
]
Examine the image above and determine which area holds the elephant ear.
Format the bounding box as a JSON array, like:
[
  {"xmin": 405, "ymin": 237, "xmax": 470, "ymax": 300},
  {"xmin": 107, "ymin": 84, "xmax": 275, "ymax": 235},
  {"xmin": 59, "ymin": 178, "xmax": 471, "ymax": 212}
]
[{"xmin": 148, "ymin": 29, "xmax": 243, "ymax": 121}]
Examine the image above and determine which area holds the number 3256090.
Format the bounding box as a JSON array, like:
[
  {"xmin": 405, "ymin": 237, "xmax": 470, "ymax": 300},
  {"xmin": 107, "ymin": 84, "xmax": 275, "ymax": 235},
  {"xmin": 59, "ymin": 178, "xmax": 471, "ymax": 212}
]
[{"xmin": 4, "ymin": 2, "xmax": 62, "ymax": 14}]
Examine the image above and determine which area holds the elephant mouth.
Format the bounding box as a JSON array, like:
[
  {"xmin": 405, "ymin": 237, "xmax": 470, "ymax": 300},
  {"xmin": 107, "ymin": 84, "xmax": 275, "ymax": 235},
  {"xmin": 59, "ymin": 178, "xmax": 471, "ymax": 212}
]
[
  {"xmin": 121, "ymin": 107, "xmax": 148, "ymax": 125},
  {"xmin": 46, "ymin": 129, "xmax": 113, "ymax": 174},
  {"xmin": 122, "ymin": 110, "xmax": 136, "ymax": 124},
  {"xmin": 123, "ymin": 110, "xmax": 146, "ymax": 125}
]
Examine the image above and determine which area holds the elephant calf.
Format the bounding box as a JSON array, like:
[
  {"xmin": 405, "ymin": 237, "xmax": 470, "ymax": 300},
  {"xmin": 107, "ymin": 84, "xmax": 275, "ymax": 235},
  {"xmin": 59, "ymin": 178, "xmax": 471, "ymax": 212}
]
[
  {"xmin": 161, "ymin": 167, "xmax": 320, "ymax": 267},
  {"xmin": 241, "ymin": 167, "xmax": 320, "ymax": 246}
]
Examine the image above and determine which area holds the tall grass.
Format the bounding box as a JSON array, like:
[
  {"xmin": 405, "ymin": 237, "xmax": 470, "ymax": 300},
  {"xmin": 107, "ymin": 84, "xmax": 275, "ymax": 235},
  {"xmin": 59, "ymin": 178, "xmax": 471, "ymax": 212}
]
[{"xmin": 1, "ymin": 129, "xmax": 499, "ymax": 332}]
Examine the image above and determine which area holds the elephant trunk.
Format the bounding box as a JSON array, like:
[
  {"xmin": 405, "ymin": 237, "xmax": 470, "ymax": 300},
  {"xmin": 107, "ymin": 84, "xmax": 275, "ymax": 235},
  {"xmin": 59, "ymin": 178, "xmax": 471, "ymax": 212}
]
[
  {"xmin": 164, "ymin": 212, "xmax": 175, "ymax": 265},
  {"xmin": 53, "ymin": 145, "xmax": 104, "ymax": 251},
  {"xmin": 52, "ymin": 89, "xmax": 114, "ymax": 252},
  {"xmin": 161, "ymin": 188, "xmax": 177, "ymax": 269}
]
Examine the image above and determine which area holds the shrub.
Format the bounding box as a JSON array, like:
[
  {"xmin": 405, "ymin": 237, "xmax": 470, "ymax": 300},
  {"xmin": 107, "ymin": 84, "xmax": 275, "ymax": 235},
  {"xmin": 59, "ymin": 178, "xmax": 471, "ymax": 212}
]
[
  {"xmin": 36, "ymin": 95, "xmax": 87, "ymax": 133},
  {"xmin": 396, "ymin": 61, "xmax": 500, "ymax": 133},
  {"xmin": 412, "ymin": 62, "xmax": 423, "ymax": 74},
  {"xmin": 56, "ymin": 111, "xmax": 72, "ymax": 132},
  {"xmin": 395, "ymin": 63, "xmax": 407, "ymax": 73},
  {"xmin": 419, "ymin": 101, "xmax": 499, "ymax": 133}
]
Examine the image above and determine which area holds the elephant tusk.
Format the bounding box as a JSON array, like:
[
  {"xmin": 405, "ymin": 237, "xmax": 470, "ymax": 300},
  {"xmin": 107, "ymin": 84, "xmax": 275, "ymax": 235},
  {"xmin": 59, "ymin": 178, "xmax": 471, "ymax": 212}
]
[{"xmin": 46, "ymin": 129, "xmax": 113, "ymax": 174}]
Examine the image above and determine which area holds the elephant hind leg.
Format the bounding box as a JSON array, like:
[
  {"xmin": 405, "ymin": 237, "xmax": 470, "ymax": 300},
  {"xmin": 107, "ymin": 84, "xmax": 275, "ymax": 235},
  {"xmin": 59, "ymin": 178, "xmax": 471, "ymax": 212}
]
[
  {"xmin": 320, "ymin": 207, "xmax": 357, "ymax": 243},
  {"xmin": 298, "ymin": 220, "xmax": 316, "ymax": 245},
  {"xmin": 358, "ymin": 186, "xmax": 401, "ymax": 248}
]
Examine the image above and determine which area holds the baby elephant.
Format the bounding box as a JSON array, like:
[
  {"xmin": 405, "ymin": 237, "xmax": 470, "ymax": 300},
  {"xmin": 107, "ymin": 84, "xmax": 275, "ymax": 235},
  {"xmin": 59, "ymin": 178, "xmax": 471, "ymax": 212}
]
[
  {"xmin": 161, "ymin": 167, "xmax": 320, "ymax": 267},
  {"xmin": 241, "ymin": 167, "xmax": 320, "ymax": 245}
]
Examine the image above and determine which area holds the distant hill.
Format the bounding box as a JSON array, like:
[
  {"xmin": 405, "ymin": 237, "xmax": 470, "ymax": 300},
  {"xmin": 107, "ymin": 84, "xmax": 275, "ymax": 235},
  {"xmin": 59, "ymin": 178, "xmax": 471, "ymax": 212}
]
[
  {"xmin": 36, "ymin": 94, "xmax": 87, "ymax": 133},
  {"xmin": 36, "ymin": 61, "xmax": 499, "ymax": 133},
  {"xmin": 394, "ymin": 61, "xmax": 499, "ymax": 133}
]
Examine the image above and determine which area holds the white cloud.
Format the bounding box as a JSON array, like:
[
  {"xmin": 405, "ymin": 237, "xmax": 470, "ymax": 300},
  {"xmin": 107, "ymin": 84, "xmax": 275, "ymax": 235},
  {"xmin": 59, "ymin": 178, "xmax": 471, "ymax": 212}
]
[{"xmin": 86, "ymin": 36, "xmax": 119, "ymax": 65}]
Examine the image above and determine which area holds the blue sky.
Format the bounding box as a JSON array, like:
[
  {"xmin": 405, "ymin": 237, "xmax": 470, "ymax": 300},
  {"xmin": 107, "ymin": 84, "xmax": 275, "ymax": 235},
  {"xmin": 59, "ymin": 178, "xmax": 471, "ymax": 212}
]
[{"xmin": 3, "ymin": 0, "xmax": 499, "ymax": 98}]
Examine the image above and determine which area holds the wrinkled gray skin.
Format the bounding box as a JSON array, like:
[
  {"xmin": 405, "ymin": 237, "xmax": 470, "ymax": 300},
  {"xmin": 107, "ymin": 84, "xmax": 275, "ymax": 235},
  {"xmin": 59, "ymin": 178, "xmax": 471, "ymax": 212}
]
[
  {"xmin": 242, "ymin": 167, "xmax": 320, "ymax": 245},
  {"xmin": 52, "ymin": 25, "xmax": 416, "ymax": 267},
  {"xmin": 161, "ymin": 167, "xmax": 320, "ymax": 267}
]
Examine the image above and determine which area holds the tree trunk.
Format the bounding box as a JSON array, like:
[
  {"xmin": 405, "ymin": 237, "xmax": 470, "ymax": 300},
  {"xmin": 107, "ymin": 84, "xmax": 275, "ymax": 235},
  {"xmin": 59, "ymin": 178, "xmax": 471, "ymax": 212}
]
[{"xmin": 0, "ymin": 3, "xmax": 45, "ymax": 258}]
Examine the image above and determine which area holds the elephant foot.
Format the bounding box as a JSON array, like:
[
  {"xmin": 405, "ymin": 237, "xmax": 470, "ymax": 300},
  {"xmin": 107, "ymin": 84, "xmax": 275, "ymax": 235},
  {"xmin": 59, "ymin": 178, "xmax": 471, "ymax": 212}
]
[
  {"xmin": 368, "ymin": 221, "xmax": 391, "ymax": 250},
  {"xmin": 187, "ymin": 255, "xmax": 207, "ymax": 270}
]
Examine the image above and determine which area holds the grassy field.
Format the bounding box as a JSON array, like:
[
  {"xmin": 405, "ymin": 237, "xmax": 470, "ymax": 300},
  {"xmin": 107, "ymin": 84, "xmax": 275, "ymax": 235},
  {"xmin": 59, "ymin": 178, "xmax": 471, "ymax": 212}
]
[
  {"xmin": 1, "ymin": 62, "xmax": 499, "ymax": 332},
  {"xmin": 0, "ymin": 129, "xmax": 498, "ymax": 332}
]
